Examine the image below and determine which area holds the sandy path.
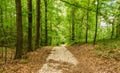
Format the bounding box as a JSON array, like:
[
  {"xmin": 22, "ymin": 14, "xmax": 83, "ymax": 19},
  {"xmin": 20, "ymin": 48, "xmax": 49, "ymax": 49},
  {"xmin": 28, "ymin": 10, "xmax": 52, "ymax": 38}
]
[{"xmin": 37, "ymin": 46, "xmax": 78, "ymax": 73}]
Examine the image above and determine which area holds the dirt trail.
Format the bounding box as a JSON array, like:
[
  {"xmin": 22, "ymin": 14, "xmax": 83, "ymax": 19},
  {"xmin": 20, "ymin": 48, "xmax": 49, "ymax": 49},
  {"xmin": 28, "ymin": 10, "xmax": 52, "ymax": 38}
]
[
  {"xmin": 37, "ymin": 46, "xmax": 79, "ymax": 73},
  {"xmin": 1, "ymin": 44, "xmax": 120, "ymax": 73},
  {"xmin": 38, "ymin": 45, "xmax": 120, "ymax": 73}
]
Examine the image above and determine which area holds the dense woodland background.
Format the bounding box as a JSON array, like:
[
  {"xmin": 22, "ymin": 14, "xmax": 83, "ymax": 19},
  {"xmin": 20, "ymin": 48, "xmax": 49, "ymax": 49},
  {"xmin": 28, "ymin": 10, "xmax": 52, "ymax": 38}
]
[{"xmin": 0, "ymin": 0, "xmax": 120, "ymax": 60}]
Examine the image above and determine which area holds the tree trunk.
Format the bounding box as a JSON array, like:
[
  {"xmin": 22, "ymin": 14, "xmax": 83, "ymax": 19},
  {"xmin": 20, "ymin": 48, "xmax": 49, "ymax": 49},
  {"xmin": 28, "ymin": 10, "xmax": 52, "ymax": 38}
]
[
  {"xmin": 44, "ymin": 0, "xmax": 48, "ymax": 46},
  {"xmin": 116, "ymin": 6, "xmax": 120, "ymax": 38},
  {"xmin": 93, "ymin": 0, "xmax": 99, "ymax": 45},
  {"xmin": 0, "ymin": 6, "xmax": 8, "ymax": 63},
  {"xmin": 116, "ymin": 24, "xmax": 120, "ymax": 38},
  {"xmin": 15, "ymin": 0, "xmax": 23, "ymax": 59},
  {"xmin": 111, "ymin": 19, "xmax": 115, "ymax": 38},
  {"xmin": 27, "ymin": 0, "xmax": 33, "ymax": 51},
  {"xmin": 85, "ymin": 0, "xmax": 90, "ymax": 43},
  {"xmin": 71, "ymin": 7, "xmax": 75, "ymax": 41},
  {"xmin": 50, "ymin": 22, "xmax": 52, "ymax": 45},
  {"xmin": 35, "ymin": 0, "xmax": 41, "ymax": 49},
  {"xmin": 0, "ymin": 7, "xmax": 4, "ymax": 58}
]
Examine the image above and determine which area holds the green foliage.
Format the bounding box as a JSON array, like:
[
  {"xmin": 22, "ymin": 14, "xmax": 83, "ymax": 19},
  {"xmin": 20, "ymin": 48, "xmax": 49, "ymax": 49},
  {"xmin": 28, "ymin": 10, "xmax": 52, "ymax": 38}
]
[{"xmin": 0, "ymin": 0, "xmax": 119, "ymax": 47}]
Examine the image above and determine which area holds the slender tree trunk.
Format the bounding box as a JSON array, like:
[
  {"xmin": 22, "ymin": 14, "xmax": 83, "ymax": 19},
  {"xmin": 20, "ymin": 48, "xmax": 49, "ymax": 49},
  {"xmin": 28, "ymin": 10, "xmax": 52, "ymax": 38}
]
[
  {"xmin": 27, "ymin": 0, "xmax": 33, "ymax": 51},
  {"xmin": 116, "ymin": 6, "xmax": 120, "ymax": 38},
  {"xmin": 71, "ymin": 7, "xmax": 75, "ymax": 41},
  {"xmin": 85, "ymin": 0, "xmax": 90, "ymax": 43},
  {"xmin": 44, "ymin": 0, "xmax": 48, "ymax": 45},
  {"xmin": 93, "ymin": 0, "xmax": 99, "ymax": 45},
  {"xmin": 116, "ymin": 23, "xmax": 120, "ymax": 38},
  {"xmin": 0, "ymin": 6, "xmax": 8, "ymax": 63},
  {"xmin": 0, "ymin": 7, "xmax": 4, "ymax": 58},
  {"xmin": 3, "ymin": 0, "xmax": 8, "ymax": 63},
  {"xmin": 40, "ymin": 23, "xmax": 43, "ymax": 46},
  {"xmin": 50, "ymin": 22, "xmax": 52, "ymax": 45},
  {"xmin": 35, "ymin": 0, "xmax": 41, "ymax": 49},
  {"xmin": 15, "ymin": 0, "xmax": 23, "ymax": 59},
  {"xmin": 111, "ymin": 19, "xmax": 115, "ymax": 38}
]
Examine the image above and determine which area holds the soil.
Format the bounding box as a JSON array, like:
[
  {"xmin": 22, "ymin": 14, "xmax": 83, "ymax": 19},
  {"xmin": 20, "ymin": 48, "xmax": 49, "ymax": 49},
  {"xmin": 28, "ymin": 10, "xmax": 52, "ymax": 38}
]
[
  {"xmin": 66, "ymin": 44, "xmax": 120, "ymax": 73},
  {"xmin": 0, "ymin": 46, "xmax": 52, "ymax": 73},
  {"xmin": 0, "ymin": 44, "xmax": 120, "ymax": 73}
]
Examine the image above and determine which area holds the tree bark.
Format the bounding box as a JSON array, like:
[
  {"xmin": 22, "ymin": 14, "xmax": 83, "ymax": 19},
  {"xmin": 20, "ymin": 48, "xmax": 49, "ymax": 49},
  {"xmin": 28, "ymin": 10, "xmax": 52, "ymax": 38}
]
[
  {"xmin": 85, "ymin": 0, "xmax": 90, "ymax": 43},
  {"xmin": 44, "ymin": 0, "xmax": 48, "ymax": 45},
  {"xmin": 116, "ymin": 6, "xmax": 120, "ymax": 38},
  {"xmin": 93, "ymin": 0, "xmax": 99, "ymax": 45},
  {"xmin": 35, "ymin": 0, "xmax": 41, "ymax": 49},
  {"xmin": 111, "ymin": 19, "xmax": 115, "ymax": 38},
  {"xmin": 0, "ymin": 7, "xmax": 4, "ymax": 58},
  {"xmin": 71, "ymin": 7, "xmax": 75, "ymax": 41},
  {"xmin": 27, "ymin": 0, "xmax": 33, "ymax": 51},
  {"xmin": 116, "ymin": 24, "xmax": 120, "ymax": 38},
  {"xmin": 15, "ymin": 0, "xmax": 23, "ymax": 59}
]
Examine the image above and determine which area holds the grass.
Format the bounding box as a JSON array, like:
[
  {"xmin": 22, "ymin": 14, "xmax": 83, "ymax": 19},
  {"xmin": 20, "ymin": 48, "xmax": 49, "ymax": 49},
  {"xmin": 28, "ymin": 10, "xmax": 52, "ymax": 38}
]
[{"xmin": 94, "ymin": 38, "xmax": 120, "ymax": 60}]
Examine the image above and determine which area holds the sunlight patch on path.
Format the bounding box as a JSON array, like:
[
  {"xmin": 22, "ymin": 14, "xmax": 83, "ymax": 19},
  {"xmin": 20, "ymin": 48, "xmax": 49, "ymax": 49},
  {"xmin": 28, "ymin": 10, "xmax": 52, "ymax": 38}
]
[
  {"xmin": 37, "ymin": 46, "xmax": 78, "ymax": 73},
  {"xmin": 47, "ymin": 46, "xmax": 78, "ymax": 65},
  {"xmin": 38, "ymin": 63, "xmax": 62, "ymax": 73}
]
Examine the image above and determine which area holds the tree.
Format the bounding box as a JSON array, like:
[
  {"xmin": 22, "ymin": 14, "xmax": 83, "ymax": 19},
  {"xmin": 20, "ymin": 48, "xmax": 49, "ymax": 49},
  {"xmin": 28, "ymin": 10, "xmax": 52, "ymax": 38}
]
[
  {"xmin": 93, "ymin": 0, "xmax": 99, "ymax": 44},
  {"xmin": 44, "ymin": 0, "xmax": 48, "ymax": 45},
  {"xmin": 15, "ymin": 0, "xmax": 23, "ymax": 59},
  {"xmin": 35, "ymin": 0, "xmax": 41, "ymax": 49},
  {"xmin": 85, "ymin": 0, "xmax": 90, "ymax": 43},
  {"xmin": 116, "ymin": 5, "xmax": 120, "ymax": 38},
  {"xmin": 111, "ymin": 19, "xmax": 115, "ymax": 38},
  {"xmin": 93, "ymin": 0, "xmax": 99, "ymax": 45},
  {"xmin": 0, "ymin": 0, "xmax": 119, "ymax": 50},
  {"xmin": 71, "ymin": 7, "xmax": 75, "ymax": 41},
  {"xmin": 0, "ymin": 6, "xmax": 4, "ymax": 59},
  {"xmin": 27, "ymin": 0, "xmax": 33, "ymax": 51},
  {"xmin": 0, "ymin": 7, "xmax": 7, "ymax": 62}
]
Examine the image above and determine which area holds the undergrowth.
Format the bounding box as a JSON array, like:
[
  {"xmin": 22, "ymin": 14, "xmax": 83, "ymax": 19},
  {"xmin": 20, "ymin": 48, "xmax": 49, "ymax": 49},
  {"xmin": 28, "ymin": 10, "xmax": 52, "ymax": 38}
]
[{"xmin": 94, "ymin": 38, "xmax": 120, "ymax": 60}]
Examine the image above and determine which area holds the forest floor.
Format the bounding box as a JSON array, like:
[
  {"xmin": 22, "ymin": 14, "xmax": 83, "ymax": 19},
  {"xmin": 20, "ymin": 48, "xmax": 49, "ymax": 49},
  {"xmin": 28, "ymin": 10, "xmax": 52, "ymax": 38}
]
[{"xmin": 0, "ymin": 43, "xmax": 120, "ymax": 73}]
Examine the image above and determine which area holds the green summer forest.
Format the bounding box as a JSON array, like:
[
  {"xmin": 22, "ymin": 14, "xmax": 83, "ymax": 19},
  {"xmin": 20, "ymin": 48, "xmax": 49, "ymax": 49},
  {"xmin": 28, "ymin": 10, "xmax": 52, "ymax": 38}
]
[{"xmin": 0, "ymin": 0, "xmax": 120, "ymax": 73}]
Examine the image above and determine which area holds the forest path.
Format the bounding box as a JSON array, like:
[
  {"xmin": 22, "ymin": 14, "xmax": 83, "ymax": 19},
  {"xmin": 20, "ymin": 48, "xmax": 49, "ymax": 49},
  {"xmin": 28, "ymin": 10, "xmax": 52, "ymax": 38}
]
[
  {"xmin": 37, "ymin": 46, "xmax": 79, "ymax": 73},
  {"xmin": 1, "ymin": 44, "xmax": 120, "ymax": 73}
]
